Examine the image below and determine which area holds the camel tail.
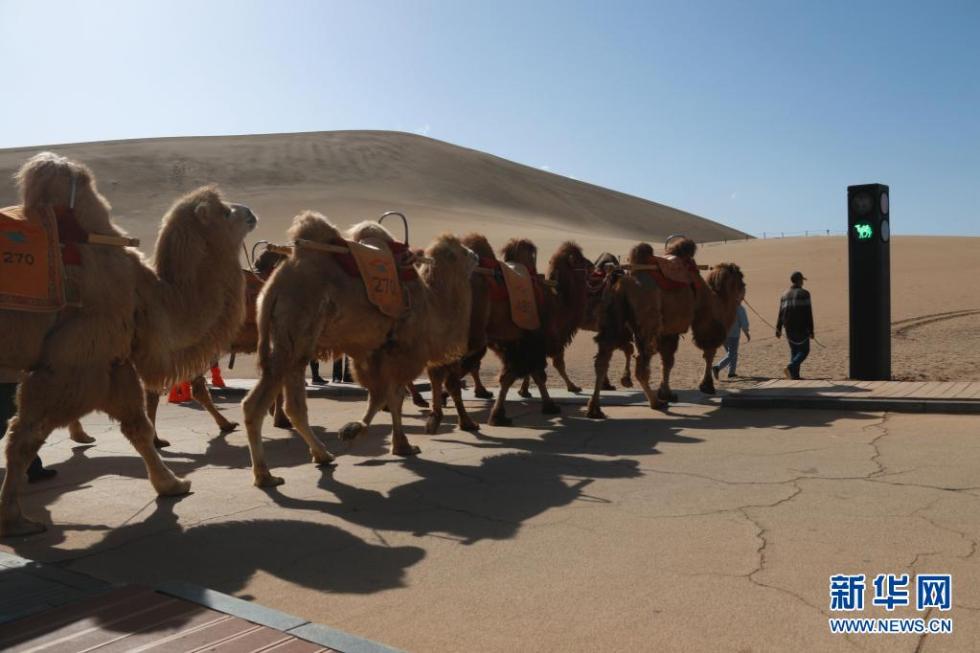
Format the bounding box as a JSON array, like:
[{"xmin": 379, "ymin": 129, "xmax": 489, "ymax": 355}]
[{"xmin": 256, "ymin": 291, "xmax": 276, "ymax": 374}]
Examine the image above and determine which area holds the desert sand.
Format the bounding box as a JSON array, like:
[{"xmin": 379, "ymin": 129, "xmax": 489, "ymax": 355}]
[{"xmin": 2, "ymin": 131, "xmax": 977, "ymax": 389}]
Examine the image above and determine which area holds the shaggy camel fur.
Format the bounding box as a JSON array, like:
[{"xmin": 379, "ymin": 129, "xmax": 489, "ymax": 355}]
[
  {"xmin": 582, "ymin": 252, "xmax": 634, "ymax": 391},
  {"xmin": 0, "ymin": 153, "xmax": 256, "ymax": 536},
  {"xmin": 483, "ymin": 238, "xmax": 561, "ymax": 426},
  {"xmin": 241, "ymin": 212, "xmax": 476, "ymax": 487},
  {"xmin": 586, "ymin": 243, "xmax": 665, "ymax": 419},
  {"xmin": 514, "ymin": 242, "xmax": 593, "ymax": 395},
  {"xmin": 423, "ymin": 233, "xmax": 499, "ymax": 434},
  {"xmin": 65, "ymin": 240, "xmax": 289, "ymax": 447},
  {"xmin": 653, "ymin": 238, "xmax": 745, "ymax": 400}
]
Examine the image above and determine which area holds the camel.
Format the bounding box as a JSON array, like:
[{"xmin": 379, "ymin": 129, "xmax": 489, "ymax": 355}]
[
  {"xmin": 0, "ymin": 152, "xmax": 256, "ymax": 536},
  {"xmin": 652, "ymin": 238, "xmax": 745, "ymax": 401},
  {"xmin": 65, "ymin": 248, "xmax": 289, "ymax": 447},
  {"xmin": 241, "ymin": 212, "xmax": 476, "ymax": 487},
  {"xmin": 515, "ymin": 247, "xmax": 631, "ymax": 397},
  {"xmin": 481, "ymin": 238, "xmax": 562, "ymax": 426},
  {"xmin": 586, "ymin": 243, "xmax": 665, "ymax": 419}
]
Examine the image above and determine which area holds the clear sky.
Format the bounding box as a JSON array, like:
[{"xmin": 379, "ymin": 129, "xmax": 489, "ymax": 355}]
[{"xmin": 2, "ymin": 0, "xmax": 977, "ymax": 236}]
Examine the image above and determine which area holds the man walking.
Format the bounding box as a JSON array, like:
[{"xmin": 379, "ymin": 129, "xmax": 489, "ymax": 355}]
[
  {"xmin": 713, "ymin": 289, "xmax": 750, "ymax": 379},
  {"xmin": 776, "ymin": 271, "xmax": 814, "ymax": 380}
]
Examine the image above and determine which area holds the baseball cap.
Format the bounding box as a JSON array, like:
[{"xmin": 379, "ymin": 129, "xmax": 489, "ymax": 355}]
[{"xmin": 790, "ymin": 271, "xmax": 807, "ymax": 282}]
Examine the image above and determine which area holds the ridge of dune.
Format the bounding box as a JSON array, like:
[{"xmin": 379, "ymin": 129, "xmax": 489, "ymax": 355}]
[{"xmin": 0, "ymin": 130, "xmax": 746, "ymax": 250}]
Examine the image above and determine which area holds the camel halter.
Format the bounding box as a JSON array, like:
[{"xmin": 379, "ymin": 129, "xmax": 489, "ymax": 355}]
[{"xmin": 58, "ymin": 168, "xmax": 140, "ymax": 248}]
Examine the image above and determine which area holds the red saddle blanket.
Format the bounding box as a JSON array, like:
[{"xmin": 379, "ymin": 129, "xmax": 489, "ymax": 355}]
[
  {"xmin": 634, "ymin": 255, "xmax": 702, "ymax": 291},
  {"xmin": 0, "ymin": 205, "xmax": 65, "ymax": 312}
]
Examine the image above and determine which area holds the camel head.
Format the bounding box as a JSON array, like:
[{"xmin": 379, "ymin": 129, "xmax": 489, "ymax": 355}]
[
  {"xmin": 462, "ymin": 233, "xmax": 496, "ymax": 261},
  {"xmin": 628, "ymin": 242, "xmax": 655, "ymax": 266},
  {"xmin": 501, "ymin": 238, "xmax": 538, "ymax": 274},
  {"xmin": 154, "ymin": 186, "xmax": 257, "ymax": 282},
  {"xmin": 423, "ymin": 233, "xmax": 479, "ymax": 277},
  {"xmin": 549, "ymin": 241, "xmax": 591, "ymax": 275},
  {"xmin": 15, "ymin": 151, "xmax": 114, "ymax": 231},
  {"xmin": 707, "ymin": 263, "xmax": 746, "ymax": 299},
  {"xmin": 594, "ymin": 251, "xmax": 620, "ymax": 274},
  {"xmin": 665, "ymin": 236, "xmax": 698, "ymax": 259}
]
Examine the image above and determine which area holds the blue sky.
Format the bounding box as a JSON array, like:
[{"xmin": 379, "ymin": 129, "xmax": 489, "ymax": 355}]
[{"xmin": 2, "ymin": 0, "xmax": 977, "ymax": 235}]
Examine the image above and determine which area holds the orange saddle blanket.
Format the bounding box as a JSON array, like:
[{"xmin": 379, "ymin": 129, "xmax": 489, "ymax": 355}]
[
  {"xmin": 0, "ymin": 205, "xmax": 65, "ymax": 312},
  {"xmin": 500, "ymin": 261, "xmax": 541, "ymax": 330},
  {"xmin": 347, "ymin": 239, "xmax": 404, "ymax": 319}
]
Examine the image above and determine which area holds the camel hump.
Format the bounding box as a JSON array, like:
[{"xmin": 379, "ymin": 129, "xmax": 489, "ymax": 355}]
[{"xmin": 0, "ymin": 205, "xmax": 66, "ymax": 312}]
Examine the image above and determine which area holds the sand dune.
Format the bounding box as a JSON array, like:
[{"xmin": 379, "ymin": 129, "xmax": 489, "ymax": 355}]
[
  {"xmin": 1, "ymin": 131, "xmax": 976, "ymax": 384},
  {"xmin": 0, "ymin": 130, "xmax": 746, "ymax": 252}
]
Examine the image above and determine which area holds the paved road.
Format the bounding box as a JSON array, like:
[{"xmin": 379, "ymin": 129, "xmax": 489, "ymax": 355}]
[{"xmin": 2, "ymin": 390, "xmax": 978, "ymax": 652}]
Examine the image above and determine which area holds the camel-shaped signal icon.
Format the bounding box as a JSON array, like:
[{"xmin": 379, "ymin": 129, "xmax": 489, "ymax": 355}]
[{"xmin": 853, "ymin": 223, "xmax": 873, "ymax": 240}]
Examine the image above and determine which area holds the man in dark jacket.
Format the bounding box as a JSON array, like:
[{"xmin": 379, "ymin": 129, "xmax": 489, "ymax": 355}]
[{"xmin": 775, "ymin": 271, "xmax": 814, "ymax": 380}]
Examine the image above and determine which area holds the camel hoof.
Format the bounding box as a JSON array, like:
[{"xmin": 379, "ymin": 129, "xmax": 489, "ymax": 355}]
[
  {"xmin": 157, "ymin": 477, "xmax": 192, "ymax": 497},
  {"xmin": 219, "ymin": 421, "xmax": 239, "ymax": 434},
  {"xmin": 620, "ymin": 377, "xmax": 634, "ymax": 388},
  {"xmin": 273, "ymin": 416, "xmax": 293, "ymax": 429},
  {"xmin": 424, "ymin": 416, "xmax": 442, "ymax": 435},
  {"xmin": 541, "ymin": 401, "xmax": 561, "ymax": 415},
  {"xmin": 566, "ymin": 384, "xmax": 582, "ymax": 393},
  {"xmin": 699, "ymin": 383, "xmax": 715, "ymax": 395},
  {"xmin": 339, "ymin": 421, "xmax": 366, "ymax": 441},
  {"xmin": 474, "ymin": 388, "xmax": 494, "ymax": 400},
  {"xmin": 517, "ymin": 389, "xmax": 532, "ymax": 399},
  {"xmin": 392, "ymin": 444, "xmax": 421, "ymax": 457},
  {"xmin": 601, "ymin": 381, "xmax": 615, "ymax": 391},
  {"xmin": 413, "ymin": 397, "xmax": 430, "ymax": 409},
  {"xmin": 154, "ymin": 437, "xmax": 171, "ymax": 449},
  {"xmin": 0, "ymin": 516, "xmax": 47, "ymax": 538},
  {"xmin": 488, "ymin": 413, "xmax": 512, "ymax": 427},
  {"xmin": 312, "ymin": 450, "xmax": 335, "ymax": 466},
  {"xmin": 459, "ymin": 418, "xmax": 480, "ymax": 432},
  {"xmin": 586, "ymin": 405, "xmax": 606, "ymax": 420},
  {"xmin": 70, "ymin": 432, "xmax": 96, "ymax": 444},
  {"xmin": 254, "ymin": 472, "xmax": 285, "ymax": 488}
]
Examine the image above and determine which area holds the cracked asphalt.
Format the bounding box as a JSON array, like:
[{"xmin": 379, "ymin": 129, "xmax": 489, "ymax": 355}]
[{"xmin": 2, "ymin": 392, "xmax": 978, "ymax": 652}]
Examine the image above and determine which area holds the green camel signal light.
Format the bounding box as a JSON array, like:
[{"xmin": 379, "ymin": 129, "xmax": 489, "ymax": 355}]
[{"xmin": 853, "ymin": 223, "xmax": 873, "ymax": 240}]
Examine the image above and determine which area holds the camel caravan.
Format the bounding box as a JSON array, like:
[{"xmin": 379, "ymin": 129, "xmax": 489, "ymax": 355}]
[{"xmin": 0, "ymin": 152, "xmax": 745, "ymax": 537}]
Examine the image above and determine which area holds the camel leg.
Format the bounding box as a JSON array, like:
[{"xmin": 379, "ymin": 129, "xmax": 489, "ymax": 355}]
[
  {"xmin": 143, "ymin": 390, "xmax": 170, "ymax": 449},
  {"xmin": 387, "ymin": 385, "xmax": 419, "ymax": 457},
  {"xmin": 282, "ymin": 366, "xmax": 334, "ymax": 466},
  {"xmin": 425, "ymin": 368, "xmax": 446, "ymax": 435},
  {"xmin": 699, "ymin": 346, "xmax": 718, "ymax": 395},
  {"xmin": 471, "ymin": 365, "xmax": 494, "ymax": 400},
  {"xmin": 0, "ymin": 416, "xmax": 50, "ymax": 537},
  {"xmin": 488, "ymin": 370, "xmax": 518, "ymax": 426},
  {"xmin": 190, "ymin": 376, "xmax": 238, "ymax": 433},
  {"xmin": 517, "ymin": 376, "xmax": 532, "ymax": 398},
  {"xmin": 68, "ymin": 419, "xmax": 95, "ymax": 444},
  {"xmin": 587, "ymin": 344, "xmax": 614, "ymax": 419},
  {"xmin": 446, "ymin": 371, "xmax": 479, "ymax": 431},
  {"xmin": 620, "ymin": 343, "xmax": 635, "ymax": 388},
  {"xmin": 553, "ymin": 352, "xmax": 582, "ymax": 393},
  {"xmin": 533, "ymin": 369, "xmax": 561, "ymax": 415},
  {"xmin": 339, "ymin": 390, "xmax": 387, "ymax": 441},
  {"xmin": 272, "ymin": 392, "xmax": 291, "ymax": 429},
  {"xmin": 103, "ymin": 362, "xmax": 190, "ymax": 497},
  {"xmin": 242, "ymin": 371, "xmax": 286, "ymax": 487},
  {"xmin": 657, "ymin": 334, "xmax": 680, "ymax": 404},
  {"xmin": 635, "ymin": 341, "xmax": 665, "ymax": 411},
  {"xmin": 409, "ymin": 383, "xmax": 429, "ymax": 409}
]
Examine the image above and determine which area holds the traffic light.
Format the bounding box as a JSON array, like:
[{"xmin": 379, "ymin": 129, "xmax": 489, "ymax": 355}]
[{"xmin": 847, "ymin": 183, "xmax": 891, "ymax": 380}]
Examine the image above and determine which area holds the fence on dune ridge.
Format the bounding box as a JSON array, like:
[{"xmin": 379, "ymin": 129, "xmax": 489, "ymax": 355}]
[{"xmin": 699, "ymin": 229, "xmax": 847, "ymax": 247}]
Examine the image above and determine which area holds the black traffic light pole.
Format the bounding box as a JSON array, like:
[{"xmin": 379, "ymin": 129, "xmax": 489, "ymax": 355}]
[{"xmin": 847, "ymin": 184, "xmax": 891, "ymax": 380}]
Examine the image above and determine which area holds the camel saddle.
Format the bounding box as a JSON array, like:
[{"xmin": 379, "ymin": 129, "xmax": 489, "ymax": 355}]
[
  {"xmin": 0, "ymin": 205, "xmax": 65, "ymax": 312},
  {"xmin": 500, "ymin": 261, "xmax": 541, "ymax": 331},
  {"xmin": 346, "ymin": 239, "xmax": 405, "ymax": 319},
  {"xmin": 632, "ymin": 255, "xmax": 703, "ymax": 291}
]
